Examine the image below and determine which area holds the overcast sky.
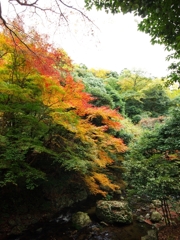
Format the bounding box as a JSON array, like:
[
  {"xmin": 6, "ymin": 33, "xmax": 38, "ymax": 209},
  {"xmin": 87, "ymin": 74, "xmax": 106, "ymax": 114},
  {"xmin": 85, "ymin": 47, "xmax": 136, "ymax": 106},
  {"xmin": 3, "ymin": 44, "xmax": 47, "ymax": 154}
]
[
  {"xmin": 55, "ymin": 10, "xmax": 170, "ymax": 78},
  {"xmin": 2, "ymin": 1, "xmax": 170, "ymax": 78}
]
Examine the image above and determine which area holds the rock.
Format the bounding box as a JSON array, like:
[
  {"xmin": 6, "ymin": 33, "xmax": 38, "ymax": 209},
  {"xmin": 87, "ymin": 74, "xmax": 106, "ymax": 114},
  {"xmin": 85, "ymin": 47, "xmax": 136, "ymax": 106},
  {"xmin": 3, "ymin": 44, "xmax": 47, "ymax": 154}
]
[
  {"xmin": 150, "ymin": 211, "xmax": 162, "ymax": 223},
  {"xmin": 149, "ymin": 203, "xmax": 155, "ymax": 210},
  {"xmin": 145, "ymin": 213, "xmax": 150, "ymax": 219},
  {"xmin": 8, "ymin": 219, "xmax": 17, "ymax": 227},
  {"xmin": 11, "ymin": 226, "xmax": 23, "ymax": 235},
  {"xmin": 100, "ymin": 221, "xmax": 109, "ymax": 226},
  {"xmin": 141, "ymin": 236, "xmax": 148, "ymax": 240},
  {"xmin": 91, "ymin": 225, "xmax": 100, "ymax": 231},
  {"xmin": 141, "ymin": 207, "xmax": 147, "ymax": 211},
  {"xmin": 115, "ymin": 190, "xmax": 122, "ymax": 195},
  {"xmin": 137, "ymin": 215, "xmax": 144, "ymax": 223},
  {"xmin": 99, "ymin": 184, "xmax": 113, "ymax": 192},
  {"xmin": 136, "ymin": 208, "xmax": 141, "ymax": 213},
  {"xmin": 147, "ymin": 229, "xmax": 158, "ymax": 239},
  {"xmin": 152, "ymin": 200, "xmax": 161, "ymax": 208},
  {"xmin": 36, "ymin": 228, "xmax": 43, "ymax": 233},
  {"xmin": 96, "ymin": 200, "xmax": 133, "ymax": 224},
  {"xmin": 141, "ymin": 229, "xmax": 158, "ymax": 240},
  {"xmin": 71, "ymin": 211, "xmax": 92, "ymax": 230}
]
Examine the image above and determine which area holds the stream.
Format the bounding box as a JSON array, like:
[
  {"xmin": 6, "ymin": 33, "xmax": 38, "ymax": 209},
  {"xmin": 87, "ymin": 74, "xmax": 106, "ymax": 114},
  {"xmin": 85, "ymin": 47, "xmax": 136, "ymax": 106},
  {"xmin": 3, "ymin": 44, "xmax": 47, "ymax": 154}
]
[
  {"xmin": 6, "ymin": 214, "xmax": 153, "ymax": 240},
  {"xmin": 5, "ymin": 198, "xmax": 154, "ymax": 240}
]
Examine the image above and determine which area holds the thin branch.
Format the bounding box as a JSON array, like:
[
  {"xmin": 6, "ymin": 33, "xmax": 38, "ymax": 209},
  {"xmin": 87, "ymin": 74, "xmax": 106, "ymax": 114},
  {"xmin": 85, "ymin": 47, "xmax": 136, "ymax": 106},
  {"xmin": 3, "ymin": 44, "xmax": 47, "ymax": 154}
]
[
  {"xmin": 11, "ymin": 0, "xmax": 39, "ymax": 7},
  {"xmin": 55, "ymin": 0, "xmax": 69, "ymax": 25},
  {"xmin": 5, "ymin": 0, "xmax": 99, "ymax": 30},
  {"xmin": 2, "ymin": 22, "xmax": 35, "ymax": 54},
  {"xmin": 0, "ymin": 2, "xmax": 7, "ymax": 25},
  {"xmin": 58, "ymin": 0, "xmax": 100, "ymax": 30},
  {"xmin": 0, "ymin": 51, "xmax": 8, "ymax": 58},
  {"xmin": 1, "ymin": 0, "xmax": 100, "ymax": 56},
  {"xmin": 0, "ymin": 2, "xmax": 40, "ymax": 56}
]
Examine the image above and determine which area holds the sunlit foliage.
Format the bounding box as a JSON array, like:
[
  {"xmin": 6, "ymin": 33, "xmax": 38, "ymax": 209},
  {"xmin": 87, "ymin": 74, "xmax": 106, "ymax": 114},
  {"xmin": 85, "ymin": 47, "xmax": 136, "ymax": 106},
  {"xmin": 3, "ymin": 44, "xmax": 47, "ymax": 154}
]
[{"xmin": 0, "ymin": 22, "xmax": 127, "ymax": 195}]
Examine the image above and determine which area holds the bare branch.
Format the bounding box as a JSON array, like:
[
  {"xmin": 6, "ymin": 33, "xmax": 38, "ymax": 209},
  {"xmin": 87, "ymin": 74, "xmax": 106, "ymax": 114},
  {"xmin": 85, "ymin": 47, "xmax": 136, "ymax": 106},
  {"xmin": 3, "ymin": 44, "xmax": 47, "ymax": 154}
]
[
  {"xmin": 58, "ymin": 0, "xmax": 99, "ymax": 29},
  {"xmin": 0, "ymin": 51, "xmax": 8, "ymax": 58},
  {"xmin": 0, "ymin": 2, "xmax": 7, "ymax": 25},
  {"xmin": 1, "ymin": 22, "xmax": 33, "ymax": 53},
  {"xmin": 10, "ymin": 0, "xmax": 39, "ymax": 7},
  {"xmin": 0, "ymin": 0, "xmax": 99, "ymax": 55},
  {"xmin": 9, "ymin": 0, "xmax": 99, "ymax": 30},
  {"xmin": 54, "ymin": 0, "xmax": 69, "ymax": 24}
]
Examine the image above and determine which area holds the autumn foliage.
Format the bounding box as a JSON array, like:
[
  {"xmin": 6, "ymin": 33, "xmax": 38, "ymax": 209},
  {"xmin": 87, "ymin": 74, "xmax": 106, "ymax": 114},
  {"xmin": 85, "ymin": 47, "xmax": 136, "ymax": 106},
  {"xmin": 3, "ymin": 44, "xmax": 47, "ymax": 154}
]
[{"xmin": 0, "ymin": 21, "xmax": 127, "ymax": 195}]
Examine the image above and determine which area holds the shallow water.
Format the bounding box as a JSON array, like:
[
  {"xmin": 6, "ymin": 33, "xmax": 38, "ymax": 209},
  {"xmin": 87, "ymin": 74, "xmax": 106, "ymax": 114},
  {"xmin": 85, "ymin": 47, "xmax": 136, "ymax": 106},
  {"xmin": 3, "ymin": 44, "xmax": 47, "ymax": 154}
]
[
  {"xmin": 7, "ymin": 219, "xmax": 152, "ymax": 240},
  {"xmin": 6, "ymin": 206, "xmax": 153, "ymax": 240}
]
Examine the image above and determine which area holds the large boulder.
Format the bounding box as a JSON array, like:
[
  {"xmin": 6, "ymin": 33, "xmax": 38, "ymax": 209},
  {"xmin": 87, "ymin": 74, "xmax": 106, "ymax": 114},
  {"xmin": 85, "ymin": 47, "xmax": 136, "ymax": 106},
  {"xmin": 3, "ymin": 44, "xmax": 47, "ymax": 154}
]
[
  {"xmin": 96, "ymin": 200, "xmax": 133, "ymax": 224},
  {"xmin": 71, "ymin": 211, "xmax": 92, "ymax": 230}
]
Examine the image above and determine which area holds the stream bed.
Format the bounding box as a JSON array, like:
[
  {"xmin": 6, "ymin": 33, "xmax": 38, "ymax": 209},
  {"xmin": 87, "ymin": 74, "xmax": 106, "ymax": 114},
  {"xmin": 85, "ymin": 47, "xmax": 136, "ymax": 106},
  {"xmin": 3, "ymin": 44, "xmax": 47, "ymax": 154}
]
[
  {"xmin": 6, "ymin": 216, "xmax": 153, "ymax": 240},
  {"xmin": 5, "ymin": 200, "xmax": 154, "ymax": 240}
]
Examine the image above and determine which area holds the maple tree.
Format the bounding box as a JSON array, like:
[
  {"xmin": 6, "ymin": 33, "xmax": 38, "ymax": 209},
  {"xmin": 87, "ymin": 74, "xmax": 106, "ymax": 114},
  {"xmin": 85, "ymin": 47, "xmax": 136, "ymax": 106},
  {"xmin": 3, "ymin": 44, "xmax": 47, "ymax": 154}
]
[{"xmin": 0, "ymin": 22, "xmax": 127, "ymax": 195}]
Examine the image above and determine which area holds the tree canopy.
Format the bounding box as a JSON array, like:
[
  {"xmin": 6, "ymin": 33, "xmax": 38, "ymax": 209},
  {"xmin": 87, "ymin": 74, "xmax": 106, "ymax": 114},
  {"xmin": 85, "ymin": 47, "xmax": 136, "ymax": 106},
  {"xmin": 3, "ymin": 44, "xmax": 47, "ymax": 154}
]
[
  {"xmin": 0, "ymin": 22, "xmax": 127, "ymax": 195},
  {"xmin": 85, "ymin": 0, "xmax": 180, "ymax": 51}
]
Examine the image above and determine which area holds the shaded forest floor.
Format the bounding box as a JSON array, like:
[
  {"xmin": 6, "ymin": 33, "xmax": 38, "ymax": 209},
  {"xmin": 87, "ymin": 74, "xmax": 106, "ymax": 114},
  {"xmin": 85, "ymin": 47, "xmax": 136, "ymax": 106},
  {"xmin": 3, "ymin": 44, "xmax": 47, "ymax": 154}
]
[
  {"xmin": 129, "ymin": 196, "xmax": 180, "ymax": 240},
  {"xmin": 158, "ymin": 223, "xmax": 180, "ymax": 240},
  {"xmin": 146, "ymin": 202, "xmax": 180, "ymax": 240}
]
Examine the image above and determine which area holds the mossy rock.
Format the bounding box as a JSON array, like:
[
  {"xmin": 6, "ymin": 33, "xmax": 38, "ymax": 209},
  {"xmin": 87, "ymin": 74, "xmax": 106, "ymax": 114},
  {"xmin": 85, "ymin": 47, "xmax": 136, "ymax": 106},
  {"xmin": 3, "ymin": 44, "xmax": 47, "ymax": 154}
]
[
  {"xmin": 150, "ymin": 211, "xmax": 162, "ymax": 223},
  {"xmin": 71, "ymin": 211, "xmax": 92, "ymax": 230},
  {"xmin": 96, "ymin": 200, "xmax": 133, "ymax": 224}
]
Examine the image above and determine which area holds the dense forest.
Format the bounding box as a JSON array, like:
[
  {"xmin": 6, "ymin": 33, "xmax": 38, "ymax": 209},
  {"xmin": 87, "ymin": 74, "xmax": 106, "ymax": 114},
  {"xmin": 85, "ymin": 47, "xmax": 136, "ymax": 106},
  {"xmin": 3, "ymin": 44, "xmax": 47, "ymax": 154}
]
[
  {"xmin": 0, "ymin": 0, "xmax": 180, "ymax": 239},
  {"xmin": 0, "ymin": 21, "xmax": 180, "ymax": 236}
]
